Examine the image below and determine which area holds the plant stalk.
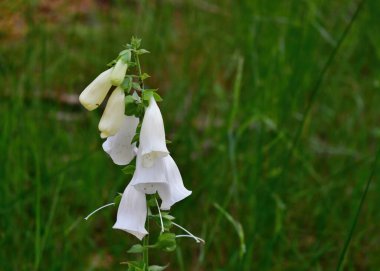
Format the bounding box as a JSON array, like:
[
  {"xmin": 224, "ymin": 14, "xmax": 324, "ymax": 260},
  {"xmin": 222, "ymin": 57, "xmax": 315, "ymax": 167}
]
[{"xmin": 135, "ymin": 52, "xmax": 144, "ymax": 89}]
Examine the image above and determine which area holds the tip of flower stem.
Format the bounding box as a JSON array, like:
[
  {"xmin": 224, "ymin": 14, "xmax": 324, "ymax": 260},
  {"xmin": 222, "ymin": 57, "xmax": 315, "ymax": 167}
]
[
  {"xmin": 175, "ymin": 234, "xmax": 205, "ymax": 244},
  {"xmin": 84, "ymin": 202, "xmax": 115, "ymax": 220}
]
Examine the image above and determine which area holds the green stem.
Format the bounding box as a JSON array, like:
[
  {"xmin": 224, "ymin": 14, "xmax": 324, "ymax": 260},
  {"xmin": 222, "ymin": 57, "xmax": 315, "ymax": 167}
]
[{"xmin": 134, "ymin": 52, "xmax": 144, "ymax": 89}]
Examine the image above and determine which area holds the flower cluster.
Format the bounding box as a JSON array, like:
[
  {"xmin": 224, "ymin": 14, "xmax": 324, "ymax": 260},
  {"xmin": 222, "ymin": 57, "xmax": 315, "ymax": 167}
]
[
  {"xmin": 79, "ymin": 39, "xmax": 191, "ymax": 241},
  {"xmin": 108, "ymin": 97, "xmax": 191, "ymax": 240}
]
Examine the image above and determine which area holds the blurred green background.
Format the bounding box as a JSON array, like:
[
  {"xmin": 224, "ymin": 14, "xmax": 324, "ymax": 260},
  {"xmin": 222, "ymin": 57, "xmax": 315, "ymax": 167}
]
[{"xmin": 1, "ymin": 0, "xmax": 380, "ymax": 270}]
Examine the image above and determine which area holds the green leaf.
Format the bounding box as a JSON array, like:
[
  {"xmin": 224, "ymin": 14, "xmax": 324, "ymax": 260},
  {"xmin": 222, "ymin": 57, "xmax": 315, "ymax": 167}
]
[
  {"xmin": 125, "ymin": 95, "xmax": 135, "ymax": 104},
  {"xmin": 136, "ymin": 103, "xmax": 145, "ymax": 117},
  {"xmin": 132, "ymin": 91, "xmax": 141, "ymax": 102},
  {"xmin": 140, "ymin": 72, "xmax": 150, "ymax": 80},
  {"xmin": 147, "ymin": 197, "xmax": 156, "ymax": 207},
  {"xmin": 132, "ymin": 82, "xmax": 142, "ymax": 91},
  {"xmin": 165, "ymin": 139, "xmax": 172, "ymax": 144},
  {"xmin": 153, "ymin": 92, "xmax": 163, "ymax": 102},
  {"xmin": 127, "ymin": 244, "xmax": 146, "ymax": 254},
  {"xmin": 155, "ymin": 233, "xmax": 177, "ymax": 252},
  {"xmin": 164, "ymin": 244, "xmax": 176, "ymax": 252},
  {"xmin": 128, "ymin": 62, "xmax": 137, "ymax": 68},
  {"xmin": 121, "ymin": 77, "xmax": 133, "ymax": 92},
  {"xmin": 126, "ymin": 261, "xmax": 146, "ymax": 271},
  {"xmin": 162, "ymin": 213, "xmax": 175, "ymax": 220},
  {"xmin": 125, "ymin": 102, "xmax": 138, "ymax": 116},
  {"xmin": 148, "ymin": 265, "xmax": 168, "ymax": 271},
  {"xmin": 149, "ymin": 211, "xmax": 175, "ymax": 230},
  {"xmin": 142, "ymin": 90, "xmax": 154, "ymax": 101},
  {"xmin": 142, "ymin": 99, "xmax": 149, "ymax": 107},
  {"xmin": 163, "ymin": 220, "xmax": 173, "ymax": 231},
  {"xmin": 114, "ymin": 193, "xmax": 122, "ymax": 206},
  {"xmin": 122, "ymin": 164, "xmax": 135, "ymax": 175},
  {"xmin": 136, "ymin": 49, "xmax": 150, "ymax": 55},
  {"xmin": 131, "ymin": 37, "xmax": 141, "ymax": 49}
]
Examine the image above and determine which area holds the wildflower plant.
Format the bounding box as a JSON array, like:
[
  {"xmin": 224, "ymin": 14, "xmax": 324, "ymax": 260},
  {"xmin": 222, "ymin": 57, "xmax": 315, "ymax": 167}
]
[{"xmin": 79, "ymin": 37, "xmax": 203, "ymax": 270}]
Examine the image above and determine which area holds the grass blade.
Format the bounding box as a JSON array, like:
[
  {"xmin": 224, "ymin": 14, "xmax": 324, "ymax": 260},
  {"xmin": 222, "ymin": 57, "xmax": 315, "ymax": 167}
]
[
  {"xmin": 336, "ymin": 147, "xmax": 380, "ymax": 271},
  {"xmin": 286, "ymin": 0, "xmax": 366, "ymax": 161},
  {"xmin": 214, "ymin": 203, "xmax": 246, "ymax": 258}
]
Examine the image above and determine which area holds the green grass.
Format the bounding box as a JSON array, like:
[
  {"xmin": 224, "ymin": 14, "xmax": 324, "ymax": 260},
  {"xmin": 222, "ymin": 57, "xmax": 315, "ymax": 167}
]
[{"xmin": 1, "ymin": 0, "xmax": 380, "ymax": 270}]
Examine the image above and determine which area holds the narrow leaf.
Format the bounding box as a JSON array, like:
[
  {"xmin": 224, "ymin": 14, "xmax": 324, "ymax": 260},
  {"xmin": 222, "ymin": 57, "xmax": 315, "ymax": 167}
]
[
  {"xmin": 132, "ymin": 82, "xmax": 142, "ymax": 91},
  {"xmin": 143, "ymin": 90, "xmax": 154, "ymax": 101},
  {"xmin": 214, "ymin": 203, "xmax": 246, "ymax": 258},
  {"xmin": 148, "ymin": 265, "xmax": 169, "ymax": 271},
  {"xmin": 141, "ymin": 73, "xmax": 150, "ymax": 80},
  {"xmin": 127, "ymin": 244, "xmax": 146, "ymax": 254},
  {"xmin": 136, "ymin": 49, "xmax": 150, "ymax": 55},
  {"xmin": 153, "ymin": 92, "xmax": 163, "ymax": 102}
]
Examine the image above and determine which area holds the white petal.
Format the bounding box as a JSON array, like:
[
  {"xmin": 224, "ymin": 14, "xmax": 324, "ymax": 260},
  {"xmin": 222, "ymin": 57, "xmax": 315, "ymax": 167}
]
[
  {"xmin": 130, "ymin": 149, "xmax": 168, "ymax": 194},
  {"xmin": 102, "ymin": 139, "xmax": 111, "ymax": 153},
  {"xmin": 110, "ymin": 59, "xmax": 128, "ymax": 86},
  {"xmin": 113, "ymin": 184, "xmax": 148, "ymax": 240},
  {"xmin": 139, "ymin": 96, "xmax": 169, "ymax": 167},
  {"xmin": 102, "ymin": 116, "xmax": 139, "ymax": 165},
  {"xmin": 98, "ymin": 87, "xmax": 125, "ymax": 138},
  {"xmin": 158, "ymin": 155, "xmax": 192, "ymax": 210},
  {"xmin": 79, "ymin": 68, "xmax": 112, "ymax": 111}
]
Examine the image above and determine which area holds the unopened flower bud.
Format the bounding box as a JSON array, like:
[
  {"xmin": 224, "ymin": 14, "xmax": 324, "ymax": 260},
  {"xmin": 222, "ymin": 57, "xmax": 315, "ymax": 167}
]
[
  {"xmin": 79, "ymin": 68, "xmax": 112, "ymax": 111},
  {"xmin": 110, "ymin": 59, "xmax": 128, "ymax": 86},
  {"xmin": 98, "ymin": 87, "xmax": 125, "ymax": 138}
]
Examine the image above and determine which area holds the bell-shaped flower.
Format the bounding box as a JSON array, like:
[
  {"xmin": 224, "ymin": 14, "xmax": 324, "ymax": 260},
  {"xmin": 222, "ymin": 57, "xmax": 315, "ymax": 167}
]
[
  {"xmin": 130, "ymin": 149, "xmax": 191, "ymax": 209},
  {"xmin": 157, "ymin": 155, "xmax": 192, "ymax": 210},
  {"xmin": 98, "ymin": 87, "xmax": 125, "ymax": 138},
  {"xmin": 79, "ymin": 68, "xmax": 113, "ymax": 111},
  {"xmin": 110, "ymin": 59, "xmax": 128, "ymax": 86},
  {"xmin": 113, "ymin": 183, "xmax": 148, "ymax": 240},
  {"xmin": 130, "ymin": 149, "xmax": 168, "ymax": 194},
  {"xmin": 102, "ymin": 115, "xmax": 139, "ymax": 165},
  {"xmin": 114, "ymin": 151, "xmax": 191, "ymax": 239},
  {"xmin": 139, "ymin": 96, "xmax": 169, "ymax": 168}
]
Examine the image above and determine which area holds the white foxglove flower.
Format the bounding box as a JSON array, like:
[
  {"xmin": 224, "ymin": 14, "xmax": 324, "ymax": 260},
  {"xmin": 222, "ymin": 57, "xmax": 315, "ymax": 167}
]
[
  {"xmin": 130, "ymin": 149, "xmax": 167, "ymax": 194},
  {"xmin": 79, "ymin": 68, "xmax": 112, "ymax": 111},
  {"xmin": 110, "ymin": 59, "xmax": 128, "ymax": 86},
  {"xmin": 158, "ymin": 155, "xmax": 192, "ymax": 210},
  {"xmin": 139, "ymin": 96, "xmax": 169, "ymax": 167},
  {"xmin": 98, "ymin": 87, "xmax": 125, "ymax": 138},
  {"xmin": 114, "ymin": 151, "xmax": 191, "ymax": 240},
  {"xmin": 113, "ymin": 184, "xmax": 148, "ymax": 240},
  {"xmin": 130, "ymin": 149, "xmax": 191, "ymax": 209},
  {"xmin": 102, "ymin": 116, "xmax": 139, "ymax": 165}
]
